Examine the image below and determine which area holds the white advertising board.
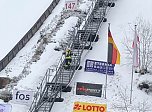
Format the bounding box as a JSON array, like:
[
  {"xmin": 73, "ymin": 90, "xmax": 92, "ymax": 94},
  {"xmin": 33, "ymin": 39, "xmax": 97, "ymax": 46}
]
[
  {"xmin": 65, "ymin": 0, "xmax": 77, "ymax": 11},
  {"xmin": 12, "ymin": 90, "xmax": 34, "ymax": 105}
]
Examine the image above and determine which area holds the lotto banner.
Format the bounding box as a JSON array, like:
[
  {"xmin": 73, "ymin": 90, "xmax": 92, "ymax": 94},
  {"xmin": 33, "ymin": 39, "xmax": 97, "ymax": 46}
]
[
  {"xmin": 85, "ymin": 59, "xmax": 115, "ymax": 75},
  {"xmin": 73, "ymin": 102, "xmax": 107, "ymax": 112}
]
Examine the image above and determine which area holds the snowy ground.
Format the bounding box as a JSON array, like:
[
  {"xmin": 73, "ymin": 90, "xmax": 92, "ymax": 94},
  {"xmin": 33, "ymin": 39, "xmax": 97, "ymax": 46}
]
[{"xmin": 0, "ymin": 0, "xmax": 152, "ymax": 112}]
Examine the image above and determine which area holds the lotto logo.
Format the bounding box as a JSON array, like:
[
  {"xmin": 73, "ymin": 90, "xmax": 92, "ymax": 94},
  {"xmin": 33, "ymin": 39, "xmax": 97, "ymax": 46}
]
[{"xmin": 73, "ymin": 102, "xmax": 107, "ymax": 112}]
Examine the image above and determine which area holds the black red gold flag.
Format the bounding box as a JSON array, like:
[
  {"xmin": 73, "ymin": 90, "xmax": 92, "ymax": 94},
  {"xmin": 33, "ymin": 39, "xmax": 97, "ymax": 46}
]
[{"xmin": 108, "ymin": 26, "xmax": 120, "ymax": 64}]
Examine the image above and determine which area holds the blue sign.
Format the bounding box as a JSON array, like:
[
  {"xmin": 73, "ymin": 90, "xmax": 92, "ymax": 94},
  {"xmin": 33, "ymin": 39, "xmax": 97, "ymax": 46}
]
[
  {"xmin": 0, "ymin": 104, "xmax": 12, "ymax": 112},
  {"xmin": 85, "ymin": 59, "xmax": 115, "ymax": 75}
]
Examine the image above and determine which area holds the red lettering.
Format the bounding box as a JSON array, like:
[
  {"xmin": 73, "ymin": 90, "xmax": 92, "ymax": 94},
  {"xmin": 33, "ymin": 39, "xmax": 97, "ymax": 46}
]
[
  {"xmin": 83, "ymin": 105, "xmax": 86, "ymax": 110},
  {"xmin": 82, "ymin": 104, "xmax": 105, "ymax": 112},
  {"xmin": 74, "ymin": 104, "xmax": 78, "ymax": 110},
  {"xmin": 92, "ymin": 106, "xmax": 95, "ymax": 111},
  {"xmin": 86, "ymin": 105, "xmax": 92, "ymax": 111},
  {"xmin": 65, "ymin": 3, "xmax": 67, "ymax": 9},
  {"xmin": 91, "ymin": 106, "xmax": 99, "ymax": 111},
  {"xmin": 68, "ymin": 3, "xmax": 72, "ymax": 9},
  {"xmin": 96, "ymin": 106, "xmax": 99, "ymax": 111},
  {"xmin": 99, "ymin": 106, "xmax": 105, "ymax": 112},
  {"xmin": 78, "ymin": 86, "xmax": 87, "ymax": 92},
  {"xmin": 72, "ymin": 3, "xmax": 75, "ymax": 9}
]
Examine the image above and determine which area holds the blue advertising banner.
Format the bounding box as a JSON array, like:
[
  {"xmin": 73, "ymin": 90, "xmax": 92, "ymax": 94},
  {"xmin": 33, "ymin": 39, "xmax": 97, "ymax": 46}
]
[
  {"xmin": 0, "ymin": 104, "xmax": 12, "ymax": 112},
  {"xmin": 85, "ymin": 59, "xmax": 115, "ymax": 75}
]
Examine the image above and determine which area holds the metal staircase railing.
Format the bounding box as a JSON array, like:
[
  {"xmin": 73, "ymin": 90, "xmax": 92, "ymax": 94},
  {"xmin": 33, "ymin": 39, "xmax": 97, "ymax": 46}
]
[
  {"xmin": 28, "ymin": 0, "xmax": 115, "ymax": 112},
  {"xmin": 28, "ymin": 55, "xmax": 64, "ymax": 112}
]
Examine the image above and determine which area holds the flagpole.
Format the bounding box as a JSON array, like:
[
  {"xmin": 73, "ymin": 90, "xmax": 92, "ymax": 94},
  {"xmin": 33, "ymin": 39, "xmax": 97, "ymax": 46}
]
[
  {"xmin": 105, "ymin": 23, "xmax": 110, "ymax": 99},
  {"xmin": 130, "ymin": 65, "xmax": 134, "ymax": 104},
  {"xmin": 130, "ymin": 25, "xmax": 137, "ymax": 104},
  {"xmin": 105, "ymin": 57, "xmax": 108, "ymax": 99},
  {"xmin": 138, "ymin": 36, "xmax": 141, "ymax": 71}
]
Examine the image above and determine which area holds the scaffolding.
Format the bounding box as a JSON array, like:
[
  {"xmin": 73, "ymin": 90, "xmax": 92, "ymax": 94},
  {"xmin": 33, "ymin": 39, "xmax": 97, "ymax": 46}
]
[{"xmin": 28, "ymin": 0, "xmax": 115, "ymax": 112}]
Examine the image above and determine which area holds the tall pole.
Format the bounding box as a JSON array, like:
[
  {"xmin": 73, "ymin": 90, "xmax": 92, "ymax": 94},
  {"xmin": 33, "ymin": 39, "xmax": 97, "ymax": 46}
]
[
  {"xmin": 105, "ymin": 23, "xmax": 110, "ymax": 99},
  {"xmin": 130, "ymin": 65, "xmax": 134, "ymax": 104},
  {"xmin": 142, "ymin": 26, "xmax": 145, "ymax": 70},
  {"xmin": 138, "ymin": 36, "xmax": 141, "ymax": 70},
  {"xmin": 105, "ymin": 57, "xmax": 108, "ymax": 99},
  {"xmin": 130, "ymin": 25, "xmax": 137, "ymax": 104}
]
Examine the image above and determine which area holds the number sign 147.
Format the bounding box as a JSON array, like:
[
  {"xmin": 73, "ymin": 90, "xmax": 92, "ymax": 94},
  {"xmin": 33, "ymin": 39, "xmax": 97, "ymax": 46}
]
[{"xmin": 65, "ymin": 1, "xmax": 77, "ymax": 10}]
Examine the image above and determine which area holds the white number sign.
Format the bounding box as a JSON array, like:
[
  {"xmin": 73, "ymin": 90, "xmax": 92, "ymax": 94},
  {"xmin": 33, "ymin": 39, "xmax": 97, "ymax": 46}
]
[{"xmin": 65, "ymin": 0, "xmax": 77, "ymax": 11}]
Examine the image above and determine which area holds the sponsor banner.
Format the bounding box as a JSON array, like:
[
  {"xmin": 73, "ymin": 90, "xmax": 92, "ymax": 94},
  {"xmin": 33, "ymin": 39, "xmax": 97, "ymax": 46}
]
[
  {"xmin": 73, "ymin": 102, "xmax": 107, "ymax": 112},
  {"xmin": 12, "ymin": 90, "xmax": 34, "ymax": 105},
  {"xmin": 0, "ymin": 104, "xmax": 12, "ymax": 112},
  {"xmin": 65, "ymin": 0, "xmax": 77, "ymax": 11},
  {"xmin": 76, "ymin": 82, "xmax": 102, "ymax": 97},
  {"xmin": 85, "ymin": 59, "xmax": 115, "ymax": 75}
]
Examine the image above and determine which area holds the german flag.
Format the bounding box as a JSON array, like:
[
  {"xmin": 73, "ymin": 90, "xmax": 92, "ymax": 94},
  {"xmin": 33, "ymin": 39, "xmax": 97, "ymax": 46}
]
[{"xmin": 108, "ymin": 26, "xmax": 120, "ymax": 64}]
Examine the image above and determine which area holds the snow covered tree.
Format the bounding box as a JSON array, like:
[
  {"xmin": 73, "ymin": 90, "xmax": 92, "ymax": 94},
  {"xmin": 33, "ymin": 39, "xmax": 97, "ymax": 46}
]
[
  {"xmin": 123, "ymin": 17, "xmax": 152, "ymax": 74},
  {"xmin": 135, "ymin": 18, "xmax": 152, "ymax": 73},
  {"xmin": 111, "ymin": 84, "xmax": 152, "ymax": 112},
  {"xmin": 134, "ymin": 100, "xmax": 152, "ymax": 112},
  {"xmin": 111, "ymin": 85, "xmax": 132, "ymax": 112}
]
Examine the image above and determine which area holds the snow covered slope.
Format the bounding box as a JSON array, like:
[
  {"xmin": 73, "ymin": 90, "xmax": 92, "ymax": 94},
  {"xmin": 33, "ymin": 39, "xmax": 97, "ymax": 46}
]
[
  {"xmin": 0, "ymin": 0, "xmax": 152, "ymax": 112},
  {"xmin": 0, "ymin": 0, "xmax": 53, "ymax": 60}
]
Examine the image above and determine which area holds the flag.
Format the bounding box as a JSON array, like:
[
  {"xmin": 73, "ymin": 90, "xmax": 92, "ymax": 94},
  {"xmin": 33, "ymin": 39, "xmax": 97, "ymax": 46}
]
[
  {"xmin": 132, "ymin": 34, "xmax": 139, "ymax": 67},
  {"xmin": 132, "ymin": 35, "xmax": 139, "ymax": 48},
  {"xmin": 108, "ymin": 26, "xmax": 120, "ymax": 64}
]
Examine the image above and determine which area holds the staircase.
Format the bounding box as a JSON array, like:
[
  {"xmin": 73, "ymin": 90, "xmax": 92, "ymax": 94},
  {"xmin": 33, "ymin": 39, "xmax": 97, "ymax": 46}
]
[{"xmin": 28, "ymin": 0, "xmax": 115, "ymax": 112}]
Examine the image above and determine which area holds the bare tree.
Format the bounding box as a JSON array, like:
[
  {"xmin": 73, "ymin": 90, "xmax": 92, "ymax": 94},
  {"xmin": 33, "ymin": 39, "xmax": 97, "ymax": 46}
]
[
  {"xmin": 111, "ymin": 85, "xmax": 132, "ymax": 112},
  {"xmin": 135, "ymin": 17, "xmax": 152, "ymax": 72},
  {"xmin": 111, "ymin": 84, "xmax": 152, "ymax": 112},
  {"xmin": 133, "ymin": 100, "xmax": 152, "ymax": 112},
  {"xmin": 123, "ymin": 17, "xmax": 152, "ymax": 73}
]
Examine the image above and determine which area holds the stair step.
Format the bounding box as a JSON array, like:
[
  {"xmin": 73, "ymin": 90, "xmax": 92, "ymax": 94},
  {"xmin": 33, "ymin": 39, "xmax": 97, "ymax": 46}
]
[
  {"xmin": 62, "ymin": 86, "xmax": 72, "ymax": 92},
  {"xmin": 42, "ymin": 97, "xmax": 64, "ymax": 102}
]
